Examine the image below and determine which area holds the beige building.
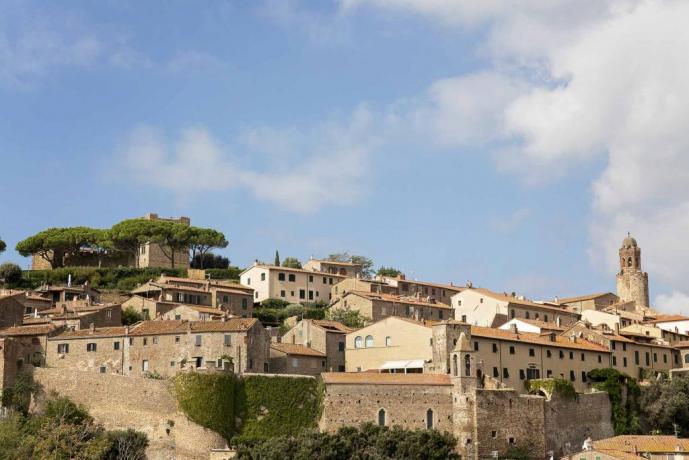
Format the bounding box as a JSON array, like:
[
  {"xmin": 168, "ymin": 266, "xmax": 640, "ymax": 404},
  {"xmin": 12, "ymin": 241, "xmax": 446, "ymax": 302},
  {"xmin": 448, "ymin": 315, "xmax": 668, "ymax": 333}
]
[
  {"xmin": 46, "ymin": 318, "xmax": 271, "ymax": 377},
  {"xmin": 35, "ymin": 283, "xmax": 101, "ymax": 303},
  {"xmin": 452, "ymin": 287, "xmax": 580, "ymax": 328},
  {"xmin": 345, "ymin": 316, "xmax": 433, "ymax": 372},
  {"xmin": 331, "ymin": 277, "xmax": 397, "ymax": 304},
  {"xmin": 239, "ymin": 263, "xmax": 346, "ymax": 304},
  {"xmin": 302, "ymin": 258, "xmax": 362, "ymax": 277},
  {"xmin": 122, "ymin": 295, "xmax": 180, "ymax": 320},
  {"xmin": 555, "ymin": 292, "xmax": 620, "ymax": 313},
  {"xmin": 160, "ymin": 304, "xmax": 226, "ymax": 321},
  {"xmin": 382, "ymin": 274, "xmax": 463, "ymax": 305},
  {"xmin": 282, "ymin": 319, "xmax": 351, "ymax": 372},
  {"xmin": 34, "ymin": 301, "xmax": 122, "ymax": 330},
  {"xmin": 269, "ymin": 343, "xmax": 326, "ymax": 375},
  {"xmin": 331, "ymin": 290, "xmax": 453, "ymax": 323}
]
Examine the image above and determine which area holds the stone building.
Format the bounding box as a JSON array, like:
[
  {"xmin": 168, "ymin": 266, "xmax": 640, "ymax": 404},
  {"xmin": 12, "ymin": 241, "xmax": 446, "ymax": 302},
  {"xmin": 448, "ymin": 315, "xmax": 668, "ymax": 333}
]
[
  {"xmin": 240, "ymin": 263, "xmax": 347, "ymax": 304},
  {"xmin": 269, "ymin": 343, "xmax": 327, "ymax": 376},
  {"xmin": 330, "ymin": 290, "xmax": 453, "ymax": 323},
  {"xmin": 159, "ymin": 304, "xmax": 226, "ymax": 321},
  {"xmin": 121, "ymin": 295, "xmax": 180, "ymax": 320},
  {"xmin": 302, "ymin": 258, "xmax": 362, "ymax": 277},
  {"xmin": 34, "ymin": 283, "xmax": 101, "ymax": 303},
  {"xmin": 383, "ymin": 274, "xmax": 464, "ymax": 306},
  {"xmin": 35, "ymin": 301, "xmax": 122, "ymax": 330},
  {"xmin": 451, "ymin": 287, "xmax": 580, "ymax": 328},
  {"xmin": 555, "ymin": 292, "xmax": 620, "ymax": 313},
  {"xmin": 616, "ymin": 234, "xmax": 650, "ymax": 312},
  {"xmin": 281, "ymin": 319, "xmax": 351, "ymax": 372},
  {"xmin": 46, "ymin": 318, "xmax": 271, "ymax": 377},
  {"xmin": 330, "ymin": 277, "xmax": 398, "ymax": 304},
  {"xmin": 0, "ymin": 293, "xmax": 27, "ymax": 328},
  {"xmin": 130, "ymin": 276, "xmax": 254, "ymax": 318}
]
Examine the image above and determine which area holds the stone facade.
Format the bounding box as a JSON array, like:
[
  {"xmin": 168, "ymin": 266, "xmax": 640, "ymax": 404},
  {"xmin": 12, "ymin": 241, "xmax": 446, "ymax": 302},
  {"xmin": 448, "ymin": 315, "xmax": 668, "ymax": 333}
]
[
  {"xmin": 269, "ymin": 343, "xmax": 326, "ymax": 376},
  {"xmin": 303, "ymin": 258, "xmax": 362, "ymax": 277},
  {"xmin": 0, "ymin": 293, "xmax": 27, "ymax": 328},
  {"xmin": 31, "ymin": 367, "xmax": 225, "ymax": 460},
  {"xmin": 282, "ymin": 319, "xmax": 350, "ymax": 372},
  {"xmin": 616, "ymin": 234, "xmax": 650, "ymax": 312},
  {"xmin": 331, "ymin": 290, "xmax": 454, "ymax": 323}
]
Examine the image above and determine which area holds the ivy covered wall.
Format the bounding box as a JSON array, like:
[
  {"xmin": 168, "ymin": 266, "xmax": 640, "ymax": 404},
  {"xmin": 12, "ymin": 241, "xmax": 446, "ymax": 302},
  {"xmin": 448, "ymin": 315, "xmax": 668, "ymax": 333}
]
[{"xmin": 173, "ymin": 373, "xmax": 322, "ymax": 442}]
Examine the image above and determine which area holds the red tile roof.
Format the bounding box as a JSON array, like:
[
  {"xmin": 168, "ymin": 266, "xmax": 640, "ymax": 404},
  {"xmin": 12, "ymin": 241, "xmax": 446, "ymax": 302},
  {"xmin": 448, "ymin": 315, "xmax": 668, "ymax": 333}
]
[
  {"xmin": 347, "ymin": 291, "xmax": 453, "ymax": 310},
  {"xmin": 50, "ymin": 326, "xmax": 128, "ymax": 339},
  {"xmin": 593, "ymin": 435, "xmax": 689, "ymax": 453},
  {"xmin": 0, "ymin": 324, "xmax": 61, "ymax": 336},
  {"xmin": 321, "ymin": 372, "xmax": 451, "ymax": 386},
  {"xmin": 471, "ymin": 326, "xmax": 610, "ymax": 352},
  {"xmin": 271, "ymin": 343, "xmax": 325, "ymax": 357}
]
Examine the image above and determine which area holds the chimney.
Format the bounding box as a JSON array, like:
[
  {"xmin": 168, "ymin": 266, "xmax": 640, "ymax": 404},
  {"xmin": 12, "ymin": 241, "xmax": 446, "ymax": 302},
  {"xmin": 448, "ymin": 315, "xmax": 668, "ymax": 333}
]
[
  {"xmin": 89, "ymin": 323, "xmax": 95, "ymax": 333},
  {"xmin": 556, "ymin": 317, "xmax": 561, "ymax": 327},
  {"xmin": 467, "ymin": 281, "xmax": 473, "ymax": 288},
  {"xmin": 124, "ymin": 325, "xmax": 130, "ymax": 335},
  {"xmin": 554, "ymin": 296, "xmax": 559, "ymax": 304},
  {"xmin": 509, "ymin": 323, "xmax": 518, "ymax": 334}
]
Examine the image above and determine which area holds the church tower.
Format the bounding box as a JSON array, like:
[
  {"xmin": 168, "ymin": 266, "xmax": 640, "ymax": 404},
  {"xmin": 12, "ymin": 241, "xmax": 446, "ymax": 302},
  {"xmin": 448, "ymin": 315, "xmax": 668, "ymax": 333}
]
[{"xmin": 615, "ymin": 233, "xmax": 649, "ymax": 311}]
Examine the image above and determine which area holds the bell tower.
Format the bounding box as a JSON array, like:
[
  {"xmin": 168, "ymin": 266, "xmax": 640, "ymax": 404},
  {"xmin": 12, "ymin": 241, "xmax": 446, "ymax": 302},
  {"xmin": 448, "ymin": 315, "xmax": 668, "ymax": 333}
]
[{"xmin": 615, "ymin": 233, "xmax": 649, "ymax": 311}]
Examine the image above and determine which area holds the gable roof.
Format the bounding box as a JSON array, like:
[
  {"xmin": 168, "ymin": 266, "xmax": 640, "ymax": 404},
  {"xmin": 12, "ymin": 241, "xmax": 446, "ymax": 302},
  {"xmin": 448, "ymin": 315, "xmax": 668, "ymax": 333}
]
[
  {"xmin": 271, "ymin": 343, "xmax": 325, "ymax": 357},
  {"xmin": 555, "ymin": 292, "xmax": 617, "ymax": 304},
  {"xmin": 645, "ymin": 314, "xmax": 689, "ymax": 324},
  {"xmin": 0, "ymin": 324, "xmax": 61, "ymax": 337},
  {"xmin": 465, "ymin": 288, "xmax": 580, "ymax": 315},
  {"xmin": 593, "ymin": 435, "xmax": 689, "ymax": 453},
  {"xmin": 50, "ymin": 326, "xmax": 128, "ymax": 340},
  {"xmin": 345, "ymin": 290, "xmax": 453, "ymax": 310}
]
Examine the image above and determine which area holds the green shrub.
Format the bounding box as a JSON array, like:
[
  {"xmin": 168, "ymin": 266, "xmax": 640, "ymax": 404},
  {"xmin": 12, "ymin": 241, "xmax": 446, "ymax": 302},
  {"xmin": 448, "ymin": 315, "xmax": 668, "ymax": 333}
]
[
  {"xmin": 1, "ymin": 372, "xmax": 37, "ymax": 414},
  {"xmin": 588, "ymin": 368, "xmax": 641, "ymax": 434},
  {"xmin": 103, "ymin": 428, "xmax": 148, "ymax": 460},
  {"xmin": 21, "ymin": 267, "xmax": 187, "ymax": 291},
  {"xmin": 121, "ymin": 307, "xmax": 144, "ymax": 325},
  {"xmin": 525, "ymin": 378, "xmax": 576, "ymax": 399},
  {"xmin": 206, "ymin": 267, "xmax": 242, "ymax": 280},
  {"xmin": 261, "ymin": 299, "xmax": 290, "ymax": 309},
  {"xmin": 0, "ymin": 263, "xmax": 22, "ymax": 285},
  {"xmin": 174, "ymin": 372, "xmax": 236, "ymax": 440}
]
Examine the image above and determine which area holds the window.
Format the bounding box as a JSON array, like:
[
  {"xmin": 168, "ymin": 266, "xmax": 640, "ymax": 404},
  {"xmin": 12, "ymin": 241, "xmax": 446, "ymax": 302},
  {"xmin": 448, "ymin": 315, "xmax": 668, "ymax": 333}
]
[
  {"xmin": 685, "ymin": 355, "xmax": 689, "ymax": 364},
  {"xmin": 99, "ymin": 366, "xmax": 106, "ymax": 373},
  {"xmin": 491, "ymin": 431, "xmax": 497, "ymax": 438},
  {"xmin": 623, "ymin": 343, "xmax": 627, "ymax": 351},
  {"xmin": 582, "ymin": 371, "xmax": 587, "ymax": 382},
  {"xmin": 474, "ymin": 341, "xmax": 479, "ymax": 351},
  {"xmin": 645, "ymin": 352, "xmax": 650, "ymax": 366},
  {"xmin": 249, "ymin": 359, "xmax": 253, "ymax": 369},
  {"xmin": 288, "ymin": 274, "xmax": 296, "ymax": 282},
  {"xmin": 480, "ymin": 298, "xmax": 484, "ymax": 303},
  {"xmin": 559, "ymin": 350, "xmax": 564, "ymax": 359},
  {"xmin": 338, "ymin": 341, "xmax": 345, "ymax": 352},
  {"xmin": 129, "ymin": 338, "xmax": 134, "ymax": 345},
  {"xmin": 570, "ymin": 370, "xmax": 575, "ymax": 381},
  {"xmin": 143, "ymin": 338, "xmax": 148, "ymax": 346},
  {"xmin": 509, "ymin": 437, "xmax": 516, "ymax": 445},
  {"xmin": 525, "ymin": 312, "xmax": 530, "ymax": 319},
  {"xmin": 365, "ymin": 335, "xmax": 374, "ymax": 348},
  {"xmin": 623, "ymin": 357, "xmax": 627, "ymax": 367},
  {"xmin": 153, "ymin": 337, "xmax": 159, "ymax": 345},
  {"xmin": 653, "ymin": 352, "xmax": 657, "ymax": 363},
  {"xmin": 57, "ymin": 344, "xmax": 69, "ymax": 354},
  {"xmin": 378, "ymin": 409, "xmax": 386, "ymax": 426},
  {"xmin": 308, "ymin": 290, "xmax": 314, "ymax": 300},
  {"xmin": 426, "ymin": 409, "xmax": 434, "ymax": 429},
  {"xmin": 613, "ymin": 356, "xmax": 617, "ymax": 366},
  {"xmin": 292, "ymin": 358, "xmax": 299, "ymax": 368},
  {"xmin": 598, "ymin": 355, "xmax": 602, "ymax": 363},
  {"xmin": 544, "ymin": 315, "xmax": 549, "ymax": 322},
  {"xmin": 142, "ymin": 360, "xmax": 149, "ymax": 372},
  {"xmin": 280, "ymin": 290, "xmax": 286, "ymax": 297},
  {"xmin": 223, "ymin": 295, "xmax": 229, "ymax": 303},
  {"xmin": 354, "ymin": 336, "xmax": 363, "ymax": 349},
  {"xmin": 546, "ymin": 369, "xmax": 553, "ymax": 378},
  {"xmin": 175, "ymin": 315, "xmax": 181, "ymax": 320},
  {"xmin": 309, "ymin": 275, "xmax": 313, "ymax": 282},
  {"xmin": 323, "ymin": 277, "xmax": 327, "ymax": 284},
  {"xmin": 246, "ymin": 278, "xmax": 251, "ymax": 285},
  {"xmin": 519, "ymin": 369, "xmax": 525, "ymax": 380},
  {"xmin": 612, "ymin": 342, "xmax": 616, "ymax": 350},
  {"xmin": 503, "ymin": 368, "xmax": 509, "ymax": 378},
  {"xmin": 87, "ymin": 343, "xmax": 97, "ymax": 352},
  {"xmin": 546, "ymin": 350, "xmax": 552, "ymax": 358},
  {"xmin": 224, "ymin": 334, "xmax": 231, "ymax": 346},
  {"xmin": 261, "ymin": 273, "xmax": 266, "ymax": 281},
  {"xmin": 385, "ymin": 336, "xmax": 392, "ymax": 347},
  {"xmin": 581, "ymin": 353, "xmax": 585, "ymax": 361},
  {"xmin": 195, "ymin": 335, "xmax": 202, "ymax": 347},
  {"xmin": 635, "ymin": 350, "xmax": 640, "ymax": 365},
  {"xmin": 663, "ymin": 354, "xmax": 667, "ymax": 363},
  {"xmin": 510, "ymin": 309, "xmax": 515, "ymax": 319},
  {"xmin": 509, "ymin": 346, "xmax": 515, "ymax": 355},
  {"xmin": 493, "ymin": 367, "xmax": 499, "ymax": 378},
  {"xmin": 106, "ymin": 310, "xmax": 112, "ymax": 319},
  {"xmin": 278, "ymin": 273, "xmax": 286, "ymax": 281},
  {"xmin": 113, "ymin": 341, "xmax": 120, "ymax": 350},
  {"xmin": 171, "ymin": 361, "xmax": 176, "ymax": 367},
  {"xmin": 175, "ymin": 336, "xmax": 180, "ymax": 343},
  {"xmin": 492, "ymin": 343, "xmax": 498, "ymax": 353},
  {"xmin": 299, "ymin": 290, "xmax": 306, "ymax": 300},
  {"xmin": 529, "ymin": 348, "xmax": 535, "ymax": 357},
  {"xmin": 569, "ymin": 351, "xmax": 574, "ymax": 360}
]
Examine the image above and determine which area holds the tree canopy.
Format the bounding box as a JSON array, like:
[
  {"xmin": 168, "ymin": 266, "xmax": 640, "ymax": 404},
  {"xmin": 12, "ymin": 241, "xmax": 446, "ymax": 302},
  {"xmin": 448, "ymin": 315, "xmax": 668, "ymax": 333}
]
[
  {"xmin": 281, "ymin": 257, "xmax": 302, "ymax": 269},
  {"xmin": 16, "ymin": 227, "xmax": 107, "ymax": 269},
  {"xmin": 377, "ymin": 266, "xmax": 403, "ymax": 277},
  {"xmin": 191, "ymin": 252, "xmax": 229, "ymax": 269},
  {"xmin": 0, "ymin": 263, "xmax": 22, "ymax": 285},
  {"xmin": 0, "ymin": 238, "xmax": 6, "ymax": 254},
  {"xmin": 188, "ymin": 227, "xmax": 228, "ymax": 268},
  {"xmin": 328, "ymin": 252, "xmax": 374, "ymax": 278},
  {"xmin": 640, "ymin": 375, "xmax": 689, "ymax": 436},
  {"xmin": 274, "ymin": 250, "xmax": 280, "ymax": 266},
  {"xmin": 109, "ymin": 219, "xmax": 159, "ymax": 264},
  {"xmin": 327, "ymin": 308, "xmax": 370, "ymax": 328}
]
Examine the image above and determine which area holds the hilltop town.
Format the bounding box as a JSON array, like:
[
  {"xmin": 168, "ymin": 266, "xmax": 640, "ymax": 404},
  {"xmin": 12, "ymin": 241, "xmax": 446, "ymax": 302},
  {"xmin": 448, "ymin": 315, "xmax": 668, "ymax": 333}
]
[{"xmin": 1, "ymin": 214, "xmax": 688, "ymax": 460}]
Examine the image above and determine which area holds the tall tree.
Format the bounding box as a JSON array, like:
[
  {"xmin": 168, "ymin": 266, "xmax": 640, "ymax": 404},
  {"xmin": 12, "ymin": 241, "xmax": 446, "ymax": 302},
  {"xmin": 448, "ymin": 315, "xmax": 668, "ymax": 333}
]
[
  {"xmin": 274, "ymin": 250, "xmax": 280, "ymax": 266},
  {"xmin": 282, "ymin": 257, "xmax": 302, "ymax": 269},
  {"xmin": 16, "ymin": 227, "xmax": 106, "ymax": 269},
  {"xmin": 109, "ymin": 219, "xmax": 159, "ymax": 267},
  {"xmin": 0, "ymin": 238, "xmax": 6, "ymax": 255},
  {"xmin": 187, "ymin": 227, "xmax": 228, "ymax": 269},
  {"xmin": 147, "ymin": 221, "xmax": 192, "ymax": 269}
]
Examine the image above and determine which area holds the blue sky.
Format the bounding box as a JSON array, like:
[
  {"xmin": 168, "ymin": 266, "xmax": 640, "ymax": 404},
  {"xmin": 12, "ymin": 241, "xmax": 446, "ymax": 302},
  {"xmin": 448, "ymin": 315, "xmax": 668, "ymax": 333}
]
[{"xmin": 2, "ymin": 1, "xmax": 688, "ymax": 311}]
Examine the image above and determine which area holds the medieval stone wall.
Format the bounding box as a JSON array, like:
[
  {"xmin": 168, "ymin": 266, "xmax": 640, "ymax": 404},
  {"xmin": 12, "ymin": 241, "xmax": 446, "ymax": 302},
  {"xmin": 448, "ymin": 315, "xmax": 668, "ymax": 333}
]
[
  {"xmin": 31, "ymin": 367, "xmax": 225, "ymax": 460},
  {"xmin": 319, "ymin": 382, "xmax": 454, "ymax": 433}
]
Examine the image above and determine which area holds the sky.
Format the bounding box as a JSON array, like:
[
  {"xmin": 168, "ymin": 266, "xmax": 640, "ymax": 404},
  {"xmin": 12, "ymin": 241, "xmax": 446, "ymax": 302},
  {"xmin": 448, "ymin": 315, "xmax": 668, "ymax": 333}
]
[{"xmin": 1, "ymin": 0, "xmax": 688, "ymax": 313}]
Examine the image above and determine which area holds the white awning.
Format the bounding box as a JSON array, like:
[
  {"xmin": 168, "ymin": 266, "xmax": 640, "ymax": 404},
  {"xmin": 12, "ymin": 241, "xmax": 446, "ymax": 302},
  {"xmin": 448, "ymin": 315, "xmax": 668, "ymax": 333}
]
[{"xmin": 380, "ymin": 359, "xmax": 425, "ymax": 370}]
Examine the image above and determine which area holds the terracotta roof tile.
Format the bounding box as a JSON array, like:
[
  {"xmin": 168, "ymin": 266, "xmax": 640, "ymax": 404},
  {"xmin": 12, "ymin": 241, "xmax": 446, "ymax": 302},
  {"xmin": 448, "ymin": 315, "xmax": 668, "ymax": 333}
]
[
  {"xmin": 51, "ymin": 326, "xmax": 128, "ymax": 340},
  {"xmin": 555, "ymin": 292, "xmax": 616, "ymax": 304},
  {"xmin": 645, "ymin": 315, "xmax": 689, "ymax": 323},
  {"xmin": 271, "ymin": 343, "xmax": 325, "ymax": 357},
  {"xmin": 321, "ymin": 372, "xmax": 451, "ymax": 386},
  {"xmin": 347, "ymin": 291, "xmax": 453, "ymax": 310},
  {"xmin": 245, "ymin": 264, "xmax": 348, "ymax": 277},
  {"xmin": 311, "ymin": 320, "xmax": 353, "ymax": 333},
  {"xmin": 593, "ymin": 435, "xmax": 689, "ymax": 453},
  {"xmin": 0, "ymin": 324, "xmax": 60, "ymax": 336},
  {"xmin": 470, "ymin": 325, "xmax": 610, "ymax": 352},
  {"xmin": 469, "ymin": 288, "xmax": 580, "ymax": 314}
]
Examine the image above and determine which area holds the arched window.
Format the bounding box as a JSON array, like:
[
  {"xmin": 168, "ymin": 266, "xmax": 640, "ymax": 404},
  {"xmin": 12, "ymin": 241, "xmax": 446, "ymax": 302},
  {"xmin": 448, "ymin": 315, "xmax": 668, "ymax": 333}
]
[
  {"xmin": 453, "ymin": 354, "xmax": 458, "ymax": 376},
  {"xmin": 385, "ymin": 336, "xmax": 392, "ymax": 347},
  {"xmin": 464, "ymin": 354, "xmax": 471, "ymax": 377},
  {"xmin": 365, "ymin": 335, "xmax": 374, "ymax": 348},
  {"xmin": 378, "ymin": 408, "xmax": 386, "ymax": 426},
  {"xmin": 426, "ymin": 408, "xmax": 434, "ymax": 429},
  {"xmin": 354, "ymin": 336, "xmax": 363, "ymax": 349},
  {"xmin": 627, "ymin": 257, "xmax": 632, "ymax": 267}
]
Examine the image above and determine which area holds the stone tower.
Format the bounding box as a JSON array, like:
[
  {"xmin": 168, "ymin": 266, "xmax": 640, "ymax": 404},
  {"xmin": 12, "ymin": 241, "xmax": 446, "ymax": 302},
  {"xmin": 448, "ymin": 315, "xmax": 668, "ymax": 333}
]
[{"xmin": 615, "ymin": 233, "xmax": 649, "ymax": 311}]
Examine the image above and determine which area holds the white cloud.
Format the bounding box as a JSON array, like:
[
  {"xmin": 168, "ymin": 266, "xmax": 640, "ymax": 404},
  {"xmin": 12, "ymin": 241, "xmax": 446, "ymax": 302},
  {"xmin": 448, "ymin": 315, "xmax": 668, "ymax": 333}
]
[
  {"xmin": 259, "ymin": 0, "xmax": 349, "ymax": 44},
  {"xmin": 488, "ymin": 208, "xmax": 531, "ymax": 234},
  {"xmin": 654, "ymin": 291, "xmax": 689, "ymax": 315},
  {"xmin": 121, "ymin": 105, "xmax": 375, "ymax": 213}
]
